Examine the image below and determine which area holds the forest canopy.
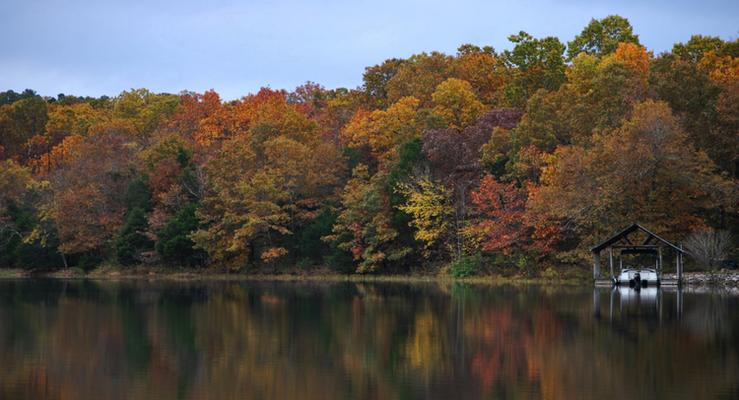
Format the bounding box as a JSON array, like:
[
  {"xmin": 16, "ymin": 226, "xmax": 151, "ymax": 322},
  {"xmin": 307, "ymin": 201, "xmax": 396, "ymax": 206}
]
[{"xmin": 2, "ymin": 16, "xmax": 738, "ymax": 276}]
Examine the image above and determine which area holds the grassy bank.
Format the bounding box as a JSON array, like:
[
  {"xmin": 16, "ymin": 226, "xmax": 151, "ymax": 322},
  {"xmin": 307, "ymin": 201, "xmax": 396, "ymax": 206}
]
[
  {"xmin": 4, "ymin": 262, "xmax": 737, "ymax": 288},
  {"xmin": 0, "ymin": 262, "xmax": 593, "ymax": 286}
]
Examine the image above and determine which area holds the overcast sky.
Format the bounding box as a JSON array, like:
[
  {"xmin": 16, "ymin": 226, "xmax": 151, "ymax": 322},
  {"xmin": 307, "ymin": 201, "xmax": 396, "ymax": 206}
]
[{"xmin": 1, "ymin": 0, "xmax": 737, "ymax": 101}]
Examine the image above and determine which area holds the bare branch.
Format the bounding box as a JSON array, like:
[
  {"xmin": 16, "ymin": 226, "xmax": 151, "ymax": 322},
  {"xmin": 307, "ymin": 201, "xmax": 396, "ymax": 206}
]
[{"xmin": 683, "ymin": 230, "xmax": 733, "ymax": 272}]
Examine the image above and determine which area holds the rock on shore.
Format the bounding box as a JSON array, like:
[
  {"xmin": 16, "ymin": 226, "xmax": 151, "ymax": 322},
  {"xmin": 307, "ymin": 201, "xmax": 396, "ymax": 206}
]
[{"xmin": 665, "ymin": 271, "xmax": 739, "ymax": 288}]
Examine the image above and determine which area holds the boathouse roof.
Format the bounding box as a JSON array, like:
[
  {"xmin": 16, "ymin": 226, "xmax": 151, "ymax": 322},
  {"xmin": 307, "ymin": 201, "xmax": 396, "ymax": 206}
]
[{"xmin": 590, "ymin": 224, "xmax": 684, "ymax": 254}]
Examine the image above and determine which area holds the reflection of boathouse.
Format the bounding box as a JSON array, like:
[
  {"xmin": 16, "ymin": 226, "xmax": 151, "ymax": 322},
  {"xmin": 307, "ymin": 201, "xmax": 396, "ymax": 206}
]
[
  {"xmin": 591, "ymin": 224, "xmax": 684, "ymax": 286},
  {"xmin": 593, "ymin": 286, "xmax": 684, "ymax": 323}
]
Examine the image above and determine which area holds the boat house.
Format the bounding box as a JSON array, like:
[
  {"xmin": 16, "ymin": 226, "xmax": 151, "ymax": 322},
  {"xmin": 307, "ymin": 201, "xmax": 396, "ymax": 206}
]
[{"xmin": 591, "ymin": 224, "xmax": 684, "ymax": 286}]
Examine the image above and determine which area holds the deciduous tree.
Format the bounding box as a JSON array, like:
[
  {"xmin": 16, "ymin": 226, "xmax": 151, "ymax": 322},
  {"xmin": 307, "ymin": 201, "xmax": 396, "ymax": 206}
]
[
  {"xmin": 113, "ymin": 88, "xmax": 181, "ymax": 138},
  {"xmin": 431, "ymin": 78, "xmax": 487, "ymax": 131},
  {"xmin": 489, "ymin": 89, "xmax": 588, "ymax": 183},
  {"xmin": 49, "ymin": 133, "xmax": 139, "ymax": 254},
  {"xmin": 534, "ymin": 100, "xmax": 733, "ymax": 243},
  {"xmin": 467, "ymin": 174, "xmax": 560, "ymax": 269},
  {"xmin": 167, "ymin": 90, "xmax": 223, "ymax": 143},
  {"xmin": 341, "ymin": 96, "xmax": 429, "ymax": 165},
  {"xmin": 567, "ymin": 15, "xmax": 640, "ymax": 60},
  {"xmin": 327, "ymin": 165, "xmax": 410, "ymax": 273},
  {"xmin": 499, "ymin": 32, "xmax": 566, "ymax": 107},
  {"xmin": 192, "ymin": 92, "xmax": 338, "ymax": 270},
  {"xmin": 455, "ymin": 44, "xmax": 504, "ymax": 106},
  {"xmin": 0, "ymin": 96, "xmax": 49, "ymax": 163},
  {"xmin": 396, "ymin": 173, "xmax": 453, "ymax": 257},
  {"xmin": 362, "ymin": 58, "xmax": 405, "ymax": 110},
  {"xmin": 423, "ymin": 107, "xmax": 524, "ymax": 255},
  {"xmin": 386, "ymin": 51, "xmax": 457, "ymax": 108},
  {"xmin": 673, "ymin": 35, "xmax": 739, "ymax": 63}
]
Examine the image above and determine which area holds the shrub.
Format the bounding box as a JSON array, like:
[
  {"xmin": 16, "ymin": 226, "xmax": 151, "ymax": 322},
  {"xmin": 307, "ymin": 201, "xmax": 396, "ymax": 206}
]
[
  {"xmin": 450, "ymin": 252, "xmax": 484, "ymax": 278},
  {"xmin": 683, "ymin": 230, "xmax": 733, "ymax": 273}
]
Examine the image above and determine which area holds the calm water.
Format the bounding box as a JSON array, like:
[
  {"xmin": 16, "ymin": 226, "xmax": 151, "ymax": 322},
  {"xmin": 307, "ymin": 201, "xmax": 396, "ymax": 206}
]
[{"xmin": 0, "ymin": 279, "xmax": 737, "ymax": 400}]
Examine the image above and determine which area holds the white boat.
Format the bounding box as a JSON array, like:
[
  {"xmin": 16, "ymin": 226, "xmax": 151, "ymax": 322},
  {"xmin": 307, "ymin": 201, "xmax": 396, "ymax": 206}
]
[{"xmin": 615, "ymin": 267, "xmax": 659, "ymax": 287}]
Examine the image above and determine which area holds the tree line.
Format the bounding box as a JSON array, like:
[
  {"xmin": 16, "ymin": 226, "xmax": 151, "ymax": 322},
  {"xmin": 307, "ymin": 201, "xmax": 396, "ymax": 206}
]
[{"xmin": 2, "ymin": 15, "xmax": 738, "ymax": 276}]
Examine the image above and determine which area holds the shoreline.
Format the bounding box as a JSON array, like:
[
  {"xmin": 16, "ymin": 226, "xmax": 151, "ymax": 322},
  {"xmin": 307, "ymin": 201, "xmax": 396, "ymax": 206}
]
[
  {"xmin": 670, "ymin": 271, "xmax": 739, "ymax": 288},
  {"xmin": 2, "ymin": 268, "xmax": 739, "ymax": 288}
]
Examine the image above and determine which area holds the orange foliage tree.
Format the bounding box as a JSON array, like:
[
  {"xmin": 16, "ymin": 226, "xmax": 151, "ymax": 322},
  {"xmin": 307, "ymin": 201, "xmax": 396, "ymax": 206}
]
[
  {"xmin": 341, "ymin": 96, "xmax": 431, "ymax": 165},
  {"xmin": 455, "ymin": 44, "xmax": 505, "ymax": 106},
  {"xmin": 534, "ymin": 100, "xmax": 734, "ymax": 243},
  {"xmin": 49, "ymin": 132, "xmax": 140, "ymax": 254}
]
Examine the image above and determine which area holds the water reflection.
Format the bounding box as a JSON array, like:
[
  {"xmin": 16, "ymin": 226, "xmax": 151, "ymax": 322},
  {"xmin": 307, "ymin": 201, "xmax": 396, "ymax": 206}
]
[
  {"xmin": 0, "ymin": 279, "xmax": 737, "ymax": 400},
  {"xmin": 593, "ymin": 286, "xmax": 682, "ymax": 321}
]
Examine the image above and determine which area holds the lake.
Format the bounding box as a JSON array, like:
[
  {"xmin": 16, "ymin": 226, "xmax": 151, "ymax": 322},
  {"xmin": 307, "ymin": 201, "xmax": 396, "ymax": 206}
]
[{"xmin": 1, "ymin": 279, "xmax": 737, "ymax": 400}]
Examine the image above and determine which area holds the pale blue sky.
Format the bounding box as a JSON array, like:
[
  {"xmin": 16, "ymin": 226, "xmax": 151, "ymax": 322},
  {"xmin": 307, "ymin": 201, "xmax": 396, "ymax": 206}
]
[{"xmin": 1, "ymin": 0, "xmax": 737, "ymax": 100}]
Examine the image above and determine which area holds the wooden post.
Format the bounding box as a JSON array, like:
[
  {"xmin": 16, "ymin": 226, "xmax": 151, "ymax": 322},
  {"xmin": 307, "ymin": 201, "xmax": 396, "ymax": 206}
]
[
  {"xmin": 677, "ymin": 251, "xmax": 683, "ymax": 283},
  {"xmin": 658, "ymin": 246, "xmax": 663, "ymax": 278},
  {"xmin": 593, "ymin": 251, "xmax": 602, "ymax": 279},
  {"xmin": 609, "ymin": 246, "xmax": 614, "ymax": 279}
]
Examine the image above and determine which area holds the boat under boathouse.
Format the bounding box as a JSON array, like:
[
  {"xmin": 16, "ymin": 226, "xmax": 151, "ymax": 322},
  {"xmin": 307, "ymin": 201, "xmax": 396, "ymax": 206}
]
[{"xmin": 591, "ymin": 224, "xmax": 684, "ymax": 287}]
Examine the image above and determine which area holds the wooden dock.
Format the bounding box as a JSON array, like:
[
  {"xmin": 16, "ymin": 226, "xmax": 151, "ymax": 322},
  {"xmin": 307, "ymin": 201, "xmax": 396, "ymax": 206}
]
[{"xmin": 594, "ymin": 278, "xmax": 681, "ymax": 287}]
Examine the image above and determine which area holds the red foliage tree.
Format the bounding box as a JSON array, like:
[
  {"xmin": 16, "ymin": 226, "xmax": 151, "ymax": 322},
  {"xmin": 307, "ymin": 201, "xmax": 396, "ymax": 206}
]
[{"xmin": 469, "ymin": 174, "xmax": 561, "ymax": 270}]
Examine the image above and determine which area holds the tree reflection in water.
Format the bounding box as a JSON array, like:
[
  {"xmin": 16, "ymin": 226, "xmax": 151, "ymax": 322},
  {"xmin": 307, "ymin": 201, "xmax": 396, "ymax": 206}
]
[{"xmin": 0, "ymin": 280, "xmax": 737, "ymax": 400}]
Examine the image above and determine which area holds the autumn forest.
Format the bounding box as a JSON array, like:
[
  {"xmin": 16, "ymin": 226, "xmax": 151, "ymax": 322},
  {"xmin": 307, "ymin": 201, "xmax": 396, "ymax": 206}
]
[{"xmin": 2, "ymin": 16, "xmax": 738, "ymax": 277}]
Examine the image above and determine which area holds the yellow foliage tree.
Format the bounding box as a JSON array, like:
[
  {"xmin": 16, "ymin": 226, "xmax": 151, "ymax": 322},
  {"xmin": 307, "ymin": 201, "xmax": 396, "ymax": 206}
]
[
  {"xmin": 0, "ymin": 159, "xmax": 31, "ymax": 214},
  {"xmin": 699, "ymin": 51, "xmax": 739, "ymax": 83},
  {"xmin": 113, "ymin": 88, "xmax": 181, "ymax": 138},
  {"xmin": 431, "ymin": 78, "xmax": 487, "ymax": 131},
  {"xmin": 396, "ymin": 174, "xmax": 454, "ymax": 257}
]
